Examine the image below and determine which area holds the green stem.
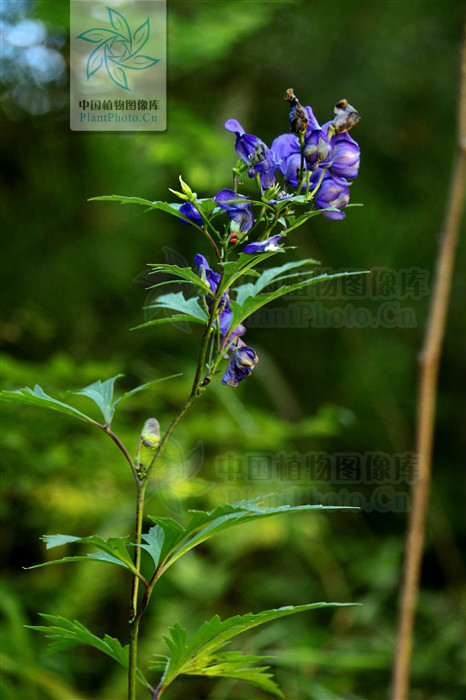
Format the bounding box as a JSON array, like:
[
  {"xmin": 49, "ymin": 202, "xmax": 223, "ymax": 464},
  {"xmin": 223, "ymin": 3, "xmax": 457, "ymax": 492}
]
[{"xmin": 128, "ymin": 478, "xmax": 147, "ymax": 700}]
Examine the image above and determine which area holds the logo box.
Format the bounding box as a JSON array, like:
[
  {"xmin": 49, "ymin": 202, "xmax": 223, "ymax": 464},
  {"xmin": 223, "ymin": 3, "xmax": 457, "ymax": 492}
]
[{"xmin": 70, "ymin": 0, "xmax": 166, "ymax": 131}]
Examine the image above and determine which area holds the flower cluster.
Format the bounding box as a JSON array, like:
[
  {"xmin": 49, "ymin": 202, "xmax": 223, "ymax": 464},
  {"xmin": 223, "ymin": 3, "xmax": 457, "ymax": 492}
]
[
  {"xmin": 227, "ymin": 91, "xmax": 360, "ymax": 220},
  {"xmin": 168, "ymin": 91, "xmax": 361, "ymax": 388}
]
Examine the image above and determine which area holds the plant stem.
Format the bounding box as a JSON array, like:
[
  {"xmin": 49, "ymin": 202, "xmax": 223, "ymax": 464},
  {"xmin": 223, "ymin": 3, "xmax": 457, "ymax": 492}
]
[
  {"xmin": 128, "ymin": 478, "xmax": 147, "ymax": 700},
  {"xmin": 390, "ymin": 25, "xmax": 466, "ymax": 700}
]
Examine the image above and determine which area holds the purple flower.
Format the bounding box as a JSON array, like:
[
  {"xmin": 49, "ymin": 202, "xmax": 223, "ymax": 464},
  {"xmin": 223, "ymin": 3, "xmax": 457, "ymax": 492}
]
[
  {"xmin": 243, "ymin": 235, "xmax": 284, "ymax": 254},
  {"xmin": 315, "ymin": 174, "xmax": 350, "ymax": 220},
  {"xmin": 194, "ymin": 254, "xmax": 232, "ymax": 335},
  {"xmin": 225, "ymin": 119, "xmax": 262, "ymax": 162},
  {"xmin": 214, "ymin": 189, "xmax": 254, "ymax": 233},
  {"xmin": 222, "ymin": 345, "xmax": 258, "ymax": 387},
  {"xmin": 303, "ymin": 129, "xmax": 331, "ymax": 170},
  {"xmin": 179, "ymin": 202, "xmax": 203, "ymax": 227},
  {"xmin": 324, "ymin": 126, "xmax": 360, "ymax": 182},
  {"xmin": 225, "ymin": 120, "xmax": 276, "ymax": 189},
  {"xmin": 270, "ymin": 133, "xmax": 302, "ymax": 186},
  {"xmin": 194, "ymin": 253, "xmax": 221, "ymax": 293}
]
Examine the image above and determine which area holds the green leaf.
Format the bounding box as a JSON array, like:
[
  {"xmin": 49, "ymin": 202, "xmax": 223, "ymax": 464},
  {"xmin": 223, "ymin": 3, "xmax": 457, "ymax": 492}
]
[
  {"xmin": 148, "ymin": 498, "xmax": 357, "ymax": 575},
  {"xmin": 234, "ymin": 259, "xmax": 320, "ymax": 306},
  {"xmin": 88, "ymin": 196, "xmax": 204, "ymax": 229},
  {"xmin": 27, "ymin": 534, "xmax": 140, "ymax": 578},
  {"xmin": 147, "ymin": 263, "xmax": 212, "ymax": 294},
  {"xmin": 230, "ymin": 270, "xmax": 369, "ymax": 329},
  {"xmin": 112, "ymin": 374, "xmax": 183, "ymax": 407},
  {"xmin": 73, "ymin": 374, "xmax": 123, "ymax": 425},
  {"xmin": 146, "ymin": 292, "xmax": 208, "ymax": 319},
  {"xmin": 132, "ymin": 314, "xmax": 207, "ymax": 331},
  {"xmin": 150, "ymin": 602, "xmax": 358, "ymax": 696},
  {"xmin": 0, "ymin": 385, "xmax": 98, "ymax": 425},
  {"xmin": 26, "ymin": 615, "xmax": 148, "ymax": 687},
  {"xmin": 138, "ymin": 525, "xmax": 165, "ymax": 568}
]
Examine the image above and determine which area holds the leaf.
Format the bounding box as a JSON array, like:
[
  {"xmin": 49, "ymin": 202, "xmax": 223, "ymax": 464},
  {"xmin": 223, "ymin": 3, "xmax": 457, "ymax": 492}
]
[
  {"xmin": 88, "ymin": 196, "xmax": 203, "ymax": 228},
  {"xmin": 0, "ymin": 385, "xmax": 98, "ymax": 425},
  {"xmin": 121, "ymin": 54, "xmax": 160, "ymax": 70},
  {"xmin": 132, "ymin": 314, "xmax": 207, "ymax": 331},
  {"xmin": 27, "ymin": 534, "xmax": 140, "ymax": 578},
  {"xmin": 148, "ymin": 498, "xmax": 357, "ymax": 575},
  {"xmin": 73, "ymin": 374, "xmax": 123, "ymax": 425},
  {"xmin": 147, "ymin": 264, "xmax": 212, "ymax": 295},
  {"xmin": 112, "ymin": 374, "xmax": 183, "ymax": 407},
  {"xmin": 150, "ymin": 602, "xmax": 358, "ymax": 696},
  {"xmin": 104, "ymin": 49, "xmax": 129, "ymax": 90},
  {"xmin": 107, "ymin": 7, "xmax": 131, "ymax": 44},
  {"xmin": 229, "ymin": 270, "xmax": 369, "ymax": 330},
  {"xmin": 76, "ymin": 28, "xmax": 118, "ymax": 43},
  {"xmin": 144, "ymin": 292, "xmax": 209, "ymax": 327},
  {"xmin": 87, "ymin": 44, "xmax": 104, "ymax": 80},
  {"xmin": 26, "ymin": 615, "xmax": 148, "ymax": 687},
  {"xmin": 138, "ymin": 525, "xmax": 165, "ymax": 568},
  {"xmin": 133, "ymin": 18, "xmax": 150, "ymax": 52},
  {"xmin": 234, "ymin": 259, "xmax": 319, "ymax": 306}
]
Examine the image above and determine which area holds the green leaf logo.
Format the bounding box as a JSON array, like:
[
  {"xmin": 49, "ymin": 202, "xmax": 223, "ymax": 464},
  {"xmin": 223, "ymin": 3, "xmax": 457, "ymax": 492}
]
[{"xmin": 76, "ymin": 6, "xmax": 160, "ymax": 91}]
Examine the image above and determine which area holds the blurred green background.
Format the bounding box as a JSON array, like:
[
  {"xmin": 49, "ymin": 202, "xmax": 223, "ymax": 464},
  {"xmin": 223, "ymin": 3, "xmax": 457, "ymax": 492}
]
[{"xmin": 1, "ymin": 1, "xmax": 465, "ymax": 699}]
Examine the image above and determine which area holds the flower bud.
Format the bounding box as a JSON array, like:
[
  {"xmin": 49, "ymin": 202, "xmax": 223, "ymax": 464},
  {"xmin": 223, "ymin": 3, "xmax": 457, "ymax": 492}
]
[
  {"xmin": 169, "ymin": 176, "xmax": 197, "ymax": 202},
  {"xmin": 140, "ymin": 418, "xmax": 161, "ymax": 449}
]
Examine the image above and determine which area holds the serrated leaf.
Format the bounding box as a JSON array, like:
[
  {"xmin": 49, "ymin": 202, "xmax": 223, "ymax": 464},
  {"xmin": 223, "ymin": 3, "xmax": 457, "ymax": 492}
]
[
  {"xmin": 151, "ymin": 602, "xmax": 358, "ymax": 696},
  {"xmin": 112, "ymin": 374, "xmax": 183, "ymax": 407},
  {"xmin": 26, "ymin": 615, "xmax": 148, "ymax": 686},
  {"xmin": 147, "ymin": 499, "xmax": 357, "ymax": 575},
  {"xmin": 132, "ymin": 314, "xmax": 207, "ymax": 331},
  {"xmin": 73, "ymin": 374, "xmax": 123, "ymax": 425},
  {"xmin": 230, "ymin": 270, "xmax": 368, "ymax": 330},
  {"xmin": 145, "ymin": 292, "xmax": 209, "ymax": 322},
  {"xmin": 42, "ymin": 535, "xmax": 81, "ymax": 549},
  {"xmin": 28, "ymin": 534, "xmax": 140, "ymax": 578},
  {"xmin": 147, "ymin": 264, "xmax": 212, "ymax": 295},
  {"xmin": 138, "ymin": 525, "xmax": 165, "ymax": 568},
  {"xmin": 0, "ymin": 385, "xmax": 98, "ymax": 425},
  {"xmin": 88, "ymin": 196, "xmax": 204, "ymax": 228}
]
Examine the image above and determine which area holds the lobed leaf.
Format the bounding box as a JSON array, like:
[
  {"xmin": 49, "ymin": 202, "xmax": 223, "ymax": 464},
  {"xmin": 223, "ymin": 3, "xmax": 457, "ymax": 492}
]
[
  {"xmin": 147, "ymin": 263, "xmax": 212, "ymax": 294},
  {"xmin": 26, "ymin": 614, "xmax": 148, "ymax": 686},
  {"xmin": 73, "ymin": 374, "xmax": 123, "ymax": 425},
  {"xmin": 27, "ymin": 534, "xmax": 140, "ymax": 578},
  {"xmin": 145, "ymin": 498, "xmax": 357, "ymax": 577},
  {"xmin": 151, "ymin": 602, "xmax": 358, "ymax": 696},
  {"xmin": 0, "ymin": 385, "xmax": 98, "ymax": 425}
]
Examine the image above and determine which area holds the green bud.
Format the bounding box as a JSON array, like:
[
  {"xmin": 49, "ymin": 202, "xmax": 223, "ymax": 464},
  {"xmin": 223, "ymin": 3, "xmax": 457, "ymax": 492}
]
[
  {"xmin": 168, "ymin": 176, "xmax": 197, "ymax": 202},
  {"xmin": 140, "ymin": 418, "xmax": 160, "ymax": 449}
]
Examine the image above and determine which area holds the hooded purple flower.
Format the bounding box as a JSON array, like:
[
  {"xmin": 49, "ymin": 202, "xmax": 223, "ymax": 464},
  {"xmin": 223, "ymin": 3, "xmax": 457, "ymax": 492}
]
[
  {"xmin": 225, "ymin": 120, "xmax": 276, "ymax": 189},
  {"xmin": 303, "ymin": 128, "xmax": 331, "ymax": 171},
  {"xmin": 270, "ymin": 133, "xmax": 302, "ymax": 186},
  {"xmin": 315, "ymin": 174, "xmax": 350, "ymax": 220},
  {"xmin": 322, "ymin": 125, "xmax": 360, "ymax": 182},
  {"xmin": 194, "ymin": 254, "xmax": 232, "ymax": 334},
  {"xmin": 222, "ymin": 345, "xmax": 258, "ymax": 387},
  {"xmin": 179, "ymin": 202, "xmax": 203, "ymax": 227},
  {"xmin": 243, "ymin": 235, "xmax": 284, "ymax": 254},
  {"xmin": 214, "ymin": 189, "xmax": 254, "ymax": 233}
]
